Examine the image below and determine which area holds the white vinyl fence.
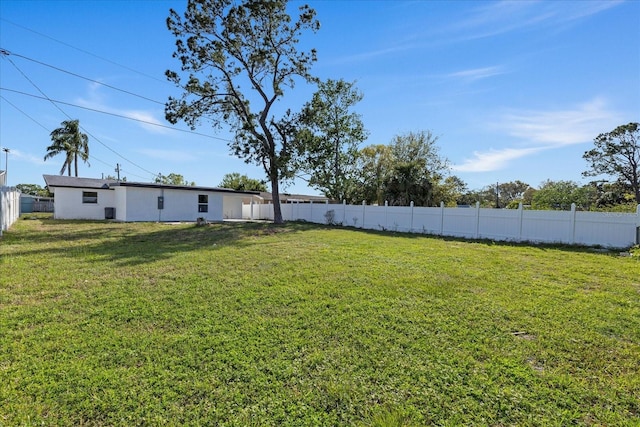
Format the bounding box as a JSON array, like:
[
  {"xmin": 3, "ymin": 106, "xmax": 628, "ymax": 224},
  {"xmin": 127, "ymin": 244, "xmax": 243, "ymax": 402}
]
[
  {"xmin": 0, "ymin": 187, "xmax": 21, "ymax": 237},
  {"xmin": 243, "ymin": 201, "xmax": 640, "ymax": 248}
]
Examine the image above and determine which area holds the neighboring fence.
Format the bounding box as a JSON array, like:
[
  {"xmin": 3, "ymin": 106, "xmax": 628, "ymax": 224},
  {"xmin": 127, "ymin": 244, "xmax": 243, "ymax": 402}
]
[
  {"xmin": 0, "ymin": 187, "xmax": 21, "ymax": 236},
  {"xmin": 20, "ymin": 195, "xmax": 54, "ymax": 213},
  {"xmin": 243, "ymin": 201, "xmax": 640, "ymax": 248}
]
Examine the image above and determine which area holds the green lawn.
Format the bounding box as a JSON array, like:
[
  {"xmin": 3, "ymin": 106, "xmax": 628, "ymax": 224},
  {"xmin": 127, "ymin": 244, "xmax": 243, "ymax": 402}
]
[{"xmin": 1, "ymin": 215, "xmax": 639, "ymax": 426}]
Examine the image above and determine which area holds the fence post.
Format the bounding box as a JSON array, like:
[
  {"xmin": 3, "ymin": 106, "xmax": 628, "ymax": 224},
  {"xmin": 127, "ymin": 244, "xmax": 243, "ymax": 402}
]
[
  {"xmin": 636, "ymin": 204, "xmax": 640, "ymax": 244},
  {"xmin": 570, "ymin": 203, "xmax": 576, "ymax": 244},
  {"xmin": 385, "ymin": 200, "xmax": 389, "ymax": 230},
  {"xmin": 440, "ymin": 201, "xmax": 445, "ymax": 235},
  {"xmin": 475, "ymin": 201, "xmax": 480, "ymax": 238},
  {"xmin": 343, "ymin": 200, "xmax": 346, "ymax": 225},
  {"xmin": 518, "ymin": 202, "xmax": 524, "ymax": 241},
  {"xmin": 410, "ymin": 201, "xmax": 414, "ymax": 232},
  {"xmin": 325, "ymin": 200, "xmax": 329, "ymax": 224},
  {"xmin": 0, "ymin": 190, "xmax": 4, "ymax": 236},
  {"xmin": 362, "ymin": 200, "xmax": 366, "ymax": 229}
]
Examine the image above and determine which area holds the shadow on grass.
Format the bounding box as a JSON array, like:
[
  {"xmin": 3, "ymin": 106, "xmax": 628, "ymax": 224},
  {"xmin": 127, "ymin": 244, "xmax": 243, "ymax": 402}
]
[
  {"xmin": 3, "ymin": 217, "xmax": 316, "ymax": 266},
  {"xmin": 3, "ymin": 216, "xmax": 627, "ymax": 268},
  {"xmin": 312, "ymin": 221, "xmax": 631, "ymax": 255}
]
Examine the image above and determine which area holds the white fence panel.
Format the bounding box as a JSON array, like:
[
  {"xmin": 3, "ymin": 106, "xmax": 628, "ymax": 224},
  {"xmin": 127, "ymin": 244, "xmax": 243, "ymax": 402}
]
[
  {"xmin": 412, "ymin": 206, "xmax": 444, "ymax": 234},
  {"xmin": 344, "ymin": 204, "xmax": 365, "ymax": 228},
  {"xmin": 242, "ymin": 200, "xmax": 640, "ymax": 248},
  {"xmin": 574, "ymin": 211, "xmax": 638, "ymax": 247},
  {"xmin": 1, "ymin": 187, "xmax": 21, "ymax": 236},
  {"xmin": 310, "ymin": 202, "xmax": 329, "ymax": 224},
  {"xmin": 362, "ymin": 205, "xmax": 387, "ymax": 230},
  {"xmin": 387, "ymin": 206, "xmax": 413, "ymax": 232},
  {"xmin": 478, "ymin": 208, "xmax": 521, "ymax": 241},
  {"xmin": 521, "ymin": 209, "xmax": 572, "ymax": 244},
  {"xmin": 444, "ymin": 207, "xmax": 478, "ymax": 238}
]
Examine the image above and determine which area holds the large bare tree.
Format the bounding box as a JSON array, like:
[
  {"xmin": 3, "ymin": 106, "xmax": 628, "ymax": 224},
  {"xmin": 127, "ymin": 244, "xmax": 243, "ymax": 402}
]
[{"xmin": 165, "ymin": 0, "xmax": 319, "ymax": 223}]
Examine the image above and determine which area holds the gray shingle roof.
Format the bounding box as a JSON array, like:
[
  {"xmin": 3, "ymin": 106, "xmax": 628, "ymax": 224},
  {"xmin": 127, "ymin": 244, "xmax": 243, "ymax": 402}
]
[
  {"xmin": 43, "ymin": 175, "xmax": 115, "ymax": 190},
  {"xmin": 43, "ymin": 175, "xmax": 260, "ymax": 195}
]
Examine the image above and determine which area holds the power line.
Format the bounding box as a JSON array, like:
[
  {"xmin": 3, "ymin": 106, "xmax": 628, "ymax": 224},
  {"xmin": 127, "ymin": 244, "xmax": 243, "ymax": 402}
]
[
  {"xmin": 0, "ymin": 18, "xmax": 169, "ymax": 85},
  {"xmin": 0, "ymin": 88, "xmax": 233, "ymax": 143},
  {"xmin": 1, "ymin": 49, "xmax": 165, "ymax": 105},
  {"xmin": 2, "ymin": 57, "xmax": 158, "ymax": 177},
  {"xmin": 0, "ymin": 94, "xmax": 50, "ymax": 133},
  {"xmin": 1, "ymin": 94, "xmax": 132, "ymax": 175}
]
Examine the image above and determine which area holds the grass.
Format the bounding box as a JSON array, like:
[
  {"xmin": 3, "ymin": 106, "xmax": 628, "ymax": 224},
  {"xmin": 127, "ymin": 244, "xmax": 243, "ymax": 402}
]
[{"xmin": 1, "ymin": 214, "xmax": 639, "ymax": 426}]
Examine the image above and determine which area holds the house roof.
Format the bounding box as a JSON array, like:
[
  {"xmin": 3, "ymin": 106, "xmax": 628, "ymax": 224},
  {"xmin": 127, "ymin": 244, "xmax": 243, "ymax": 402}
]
[
  {"xmin": 43, "ymin": 175, "xmax": 115, "ymax": 190},
  {"xmin": 115, "ymin": 181, "xmax": 259, "ymax": 195},
  {"xmin": 43, "ymin": 175, "xmax": 260, "ymax": 196}
]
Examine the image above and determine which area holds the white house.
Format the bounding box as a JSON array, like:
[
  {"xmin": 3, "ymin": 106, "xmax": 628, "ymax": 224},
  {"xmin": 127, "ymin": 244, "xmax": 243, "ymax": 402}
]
[{"xmin": 43, "ymin": 175, "xmax": 261, "ymax": 222}]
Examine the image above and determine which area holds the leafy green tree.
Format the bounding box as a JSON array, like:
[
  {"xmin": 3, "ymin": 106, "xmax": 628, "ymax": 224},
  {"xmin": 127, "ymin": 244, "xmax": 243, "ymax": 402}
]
[
  {"xmin": 219, "ymin": 172, "xmax": 267, "ymax": 191},
  {"xmin": 459, "ymin": 186, "xmax": 497, "ymax": 208},
  {"xmin": 354, "ymin": 144, "xmax": 394, "ymax": 205},
  {"xmin": 165, "ymin": 0, "xmax": 320, "ymax": 223},
  {"xmin": 353, "ymin": 131, "xmax": 449, "ymax": 206},
  {"xmin": 44, "ymin": 119, "xmax": 89, "ymax": 176},
  {"xmin": 522, "ymin": 187, "xmax": 536, "ymax": 206},
  {"xmin": 532, "ymin": 180, "xmax": 594, "ymax": 210},
  {"xmin": 16, "ymin": 184, "xmax": 50, "ymax": 197},
  {"xmin": 297, "ymin": 79, "xmax": 368, "ymax": 201},
  {"xmin": 583, "ymin": 122, "xmax": 639, "ymax": 203},
  {"xmin": 155, "ymin": 173, "xmax": 195, "ymax": 186},
  {"xmin": 385, "ymin": 131, "xmax": 449, "ymax": 206},
  {"xmin": 498, "ymin": 180, "xmax": 531, "ymax": 206},
  {"xmin": 384, "ymin": 162, "xmax": 432, "ymax": 206},
  {"xmin": 432, "ymin": 175, "xmax": 468, "ymax": 206}
]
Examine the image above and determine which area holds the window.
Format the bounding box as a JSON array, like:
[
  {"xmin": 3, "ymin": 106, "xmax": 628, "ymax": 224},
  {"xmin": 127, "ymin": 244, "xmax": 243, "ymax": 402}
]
[
  {"xmin": 198, "ymin": 194, "xmax": 208, "ymax": 212},
  {"xmin": 82, "ymin": 191, "xmax": 98, "ymax": 204}
]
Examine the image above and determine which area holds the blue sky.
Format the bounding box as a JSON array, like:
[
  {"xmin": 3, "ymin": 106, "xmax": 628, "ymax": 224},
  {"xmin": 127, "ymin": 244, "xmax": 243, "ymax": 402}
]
[{"xmin": 1, "ymin": 0, "xmax": 638, "ymax": 195}]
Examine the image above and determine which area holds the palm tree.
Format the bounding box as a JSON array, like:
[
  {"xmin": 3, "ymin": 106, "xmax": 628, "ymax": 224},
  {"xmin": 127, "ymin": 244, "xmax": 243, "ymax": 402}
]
[{"xmin": 44, "ymin": 119, "xmax": 90, "ymax": 176}]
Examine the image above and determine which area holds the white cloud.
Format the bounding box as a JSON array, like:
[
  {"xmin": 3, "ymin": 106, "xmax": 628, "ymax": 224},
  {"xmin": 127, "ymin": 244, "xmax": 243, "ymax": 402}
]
[
  {"xmin": 446, "ymin": 66, "xmax": 506, "ymax": 82},
  {"xmin": 121, "ymin": 110, "xmax": 168, "ymax": 134},
  {"xmin": 497, "ymin": 98, "xmax": 619, "ymax": 146},
  {"xmin": 6, "ymin": 149, "xmax": 46, "ymax": 166},
  {"xmin": 75, "ymin": 84, "xmax": 167, "ymax": 134},
  {"xmin": 445, "ymin": 0, "xmax": 622, "ymax": 41},
  {"xmin": 452, "ymin": 146, "xmax": 543, "ymax": 172},
  {"xmin": 453, "ymin": 98, "xmax": 623, "ymax": 173}
]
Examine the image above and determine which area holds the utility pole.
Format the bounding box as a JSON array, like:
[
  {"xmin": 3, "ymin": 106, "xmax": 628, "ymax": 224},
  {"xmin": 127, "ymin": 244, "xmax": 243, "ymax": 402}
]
[
  {"xmin": 115, "ymin": 163, "xmax": 121, "ymax": 182},
  {"xmin": 495, "ymin": 181, "xmax": 500, "ymax": 209},
  {"xmin": 2, "ymin": 148, "xmax": 9, "ymax": 186}
]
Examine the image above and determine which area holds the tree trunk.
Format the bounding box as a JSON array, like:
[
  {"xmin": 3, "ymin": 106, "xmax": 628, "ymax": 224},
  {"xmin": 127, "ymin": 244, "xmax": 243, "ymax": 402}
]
[{"xmin": 271, "ymin": 175, "xmax": 284, "ymax": 224}]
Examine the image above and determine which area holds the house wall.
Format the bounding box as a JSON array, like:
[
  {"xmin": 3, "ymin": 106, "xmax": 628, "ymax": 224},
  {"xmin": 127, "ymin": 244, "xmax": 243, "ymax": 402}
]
[
  {"xmin": 114, "ymin": 187, "xmax": 127, "ymax": 221},
  {"xmin": 53, "ymin": 187, "xmax": 115, "ymax": 220},
  {"xmin": 222, "ymin": 195, "xmax": 245, "ymax": 219},
  {"xmin": 118, "ymin": 187, "xmax": 224, "ymax": 222}
]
